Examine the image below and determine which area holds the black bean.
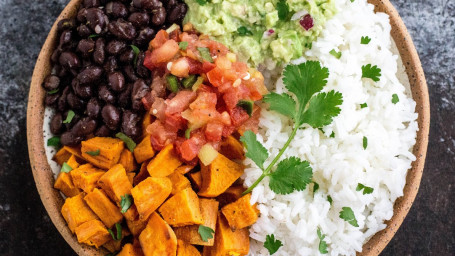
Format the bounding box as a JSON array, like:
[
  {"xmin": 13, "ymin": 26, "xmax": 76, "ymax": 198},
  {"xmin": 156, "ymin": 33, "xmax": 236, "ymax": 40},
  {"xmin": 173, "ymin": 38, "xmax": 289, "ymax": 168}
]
[
  {"xmin": 167, "ymin": 3, "xmax": 187, "ymax": 24},
  {"xmin": 131, "ymin": 79, "xmax": 150, "ymax": 111},
  {"xmin": 106, "ymin": 1, "xmax": 129, "ymax": 18},
  {"xmin": 108, "ymin": 19, "xmax": 136, "ymax": 40},
  {"xmin": 87, "ymin": 97, "xmax": 102, "ymax": 119},
  {"xmin": 151, "ymin": 7, "xmax": 166, "ymax": 26},
  {"xmin": 57, "ymin": 18, "xmax": 76, "ymax": 32},
  {"xmin": 51, "ymin": 48, "xmax": 61, "ymax": 63},
  {"xmin": 122, "ymin": 110, "xmax": 141, "ymax": 139},
  {"xmin": 59, "ymin": 52, "xmax": 80, "ymax": 70},
  {"xmin": 104, "ymin": 56, "xmax": 119, "ymax": 73},
  {"xmin": 165, "ymin": 0, "xmax": 177, "ymax": 10},
  {"xmin": 118, "ymin": 83, "xmax": 133, "ymax": 108},
  {"xmin": 108, "ymin": 71, "xmax": 126, "ymax": 92},
  {"xmin": 93, "ymin": 38, "xmax": 106, "ymax": 64},
  {"xmin": 136, "ymin": 51, "xmax": 150, "ymax": 78},
  {"xmin": 50, "ymin": 113, "xmax": 64, "ymax": 134},
  {"xmin": 77, "ymin": 24, "xmax": 92, "ymax": 38},
  {"xmin": 102, "ymin": 104, "xmax": 121, "ymax": 130},
  {"xmin": 95, "ymin": 125, "xmax": 111, "ymax": 137},
  {"xmin": 123, "ymin": 65, "xmax": 139, "ymax": 82},
  {"xmin": 133, "ymin": 27, "xmax": 155, "ymax": 47},
  {"xmin": 86, "ymin": 8, "xmax": 108, "ymax": 33},
  {"xmin": 58, "ymin": 87, "xmax": 70, "ymax": 112},
  {"xmin": 119, "ymin": 48, "xmax": 134, "ymax": 64},
  {"xmin": 76, "ymin": 39, "xmax": 95, "ymax": 58},
  {"xmin": 98, "ymin": 84, "xmax": 116, "ymax": 104},
  {"xmin": 77, "ymin": 8, "xmax": 88, "ymax": 23},
  {"xmin": 84, "ymin": 0, "xmax": 100, "ymax": 8},
  {"xmin": 106, "ymin": 39, "xmax": 127, "ymax": 55},
  {"xmin": 42, "ymin": 75, "xmax": 60, "ymax": 91},
  {"xmin": 60, "ymin": 131, "xmax": 84, "ymax": 146},
  {"xmin": 72, "ymin": 117, "xmax": 97, "ymax": 136},
  {"xmin": 45, "ymin": 93, "xmax": 60, "ymax": 107},
  {"xmin": 128, "ymin": 12, "xmax": 150, "ymax": 27},
  {"xmin": 59, "ymin": 30, "xmax": 73, "ymax": 49},
  {"xmin": 133, "ymin": 0, "xmax": 162, "ymax": 11},
  {"xmin": 77, "ymin": 66, "xmax": 103, "ymax": 85},
  {"xmin": 67, "ymin": 92, "xmax": 86, "ymax": 110}
]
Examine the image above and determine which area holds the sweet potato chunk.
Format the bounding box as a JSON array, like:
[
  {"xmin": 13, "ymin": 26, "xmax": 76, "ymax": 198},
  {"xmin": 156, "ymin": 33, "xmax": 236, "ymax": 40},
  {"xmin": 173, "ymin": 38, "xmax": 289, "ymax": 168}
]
[
  {"xmin": 70, "ymin": 164, "xmax": 105, "ymax": 193},
  {"xmin": 53, "ymin": 147, "xmax": 71, "ymax": 166},
  {"xmin": 120, "ymin": 149, "xmax": 137, "ymax": 172},
  {"xmin": 81, "ymin": 137, "xmax": 124, "ymax": 169},
  {"xmin": 117, "ymin": 243, "xmax": 144, "ymax": 256},
  {"xmin": 139, "ymin": 212, "xmax": 177, "ymax": 256},
  {"xmin": 54, "ymin": 155, "xmax": 81, "ymax": 197},
  {"xmin": 147, "ymin": 144, "xmax": 182, "ymax": 177},
  {"xmin": 134, "ymin": 160, "xmax": 150, "ymax": 186},
  {"xmin": 221, "ymin": 193, "xmax": 258, "ymax": 230},
  {"xmin": 104, "ymin": 239, "xmax": 122, "ymax": 253},
  {"xmin": 175, "ymin": 165, "xmax": 194, "ymax": 175},
  {"xmin": 206, "ymin": 214, "xmax": 249, "ymax": 256},
  {"xmin": 174, "ymin": 199, "xmax": 219, "ymax": 246},
  {"xmin": 133, "ymin": 137, "xmax": 155, "ymax": 164},
  {"xmin": 177, "ymin": 240, "xmax": 201, "ymax": 256},
  {"xmin": 61, "ymin": 194, "xmax": 98, "ymax": 233},
  {"xmin": 216, "ymin": 185, "xmax": 245, "ymax": 207},
  {"xmin": 188, "ymin": 171, "xmax": 202, "ymax": 191},
  {"xmin": 84, "ymin": 188, "xmax": 123, "ymax": 228},
  {"xmin": 158, "ymin": 188, "xmax": 203, "ymax": 227},
  {"xmin": 198, "ymin": 154, "xmax": 244, "ymax": 197},
  {"xmin": 64, "ymin": 145, "xmax": 83, "ymax": 159},
  {"xmin": 126, "ymin": 214, "xmax": 149, "ymax": 237},
  {"xmin": 169, "ymin": 172, "xmax": 191, "ymax": 195},
  {"xmin": 131, "ymin": 177, "xmax": 172, "ymax": 220},
  {"xmin": 219, "ymin": 136, "xmax": 245, "ymax": 160},
  {"xmin": 97, "ymin": 164, "xmax": 132, "ymax": 205},
  {"xmin": 127, "ymin": 172, "xmax": 135, "ymax": 185},
  {"xmin": 142, "ymin": 113, "xmax": 152, "ymax": 138},
  {"xmin": 75, "ymin": 219, "xmax": 111, "ymax": 248}
]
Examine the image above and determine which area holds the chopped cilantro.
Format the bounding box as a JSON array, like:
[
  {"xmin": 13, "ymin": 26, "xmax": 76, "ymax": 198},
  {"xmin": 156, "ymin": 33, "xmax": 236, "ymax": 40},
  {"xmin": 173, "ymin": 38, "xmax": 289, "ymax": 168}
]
[
  {"xmin": 63, "ymin": 110, "xmax": 75, "ymax": 124},
  {"xmin": 327, "ymin": 195, "xmax": 333, "ymax": 205},
  {"xmin": 339, "ymin": 207, "xmax": 359, "ymax": 227},
  {"xmin": 108, "ymin": 223, "xmax": 122, "ymax": 240},
  {"xmin": 237, "ymin": 26, "xmax": 253, "ymax": 36},
  {"xmin": 120, "ymin": 194, "xmax": 133, "ymax": 213},
  {"xmin": 264, "ymin": 234, "xmax": 282, "ymax": 255},
  {"xmin": 130, "ymin": 45, "xmax": 140, "ymax": 66},
  {"xmin": 277, "ymin": 0, "xmax": 290, "ymax": 21},
  {"xmin": 61, "ymin": 162, "xmax": 72, "ymax": 173},
  {"xmin": 198, "ymin": 225, "xmax": 215, "ymax": 242},
  {"xmin": 197, "ymin": 47, "xmax": 213, "ymax": 63},
  {"xmin": 47, "ymin": 88, "xmax": 59, "ymax": 94},
  {"xmin": 195, "ymin": 0, "xmax": 207, "ymax": 5},
  {"xmin": 185, "ymin": 128, "xmax": 191, "ymax": 139},
  {"xmin": 317, "ymin": 228, "xmax": 328, "ymax": 254},
  {"xmin": 361, "ymin": 64, "xmax": 381, "ymax": 82},
  {"xmin": 88, "ymin": 34, "xmax": 99, "ymax": 38},
  {"xmin": 356, "ymin": 183, "xmax": 374, "ymax": 194},
  {"xmin": 361, "ymin": 36, "xmax": 371, "ymax": 44},
  {"xmin": 116, "ymin": 132, "xmax": 136, "ymax": 152},
  {"xmin": 179, "ymin": 41, "xmax": 188, "ymax": 50},
  {"xmin": 330, "ymin": 131, "xmax": 335, "ymax": 138},
  {"xmin": 360, "ymin": 103, "xmax": 368, "ymax": 108},
  {"xmin": 313, "ymin": 182, "xmax": 320, "ymax": 193},
  {"xmin": 329, "ymin": 49, "xmax": 342, "ymax": 59},
  {"xmin": 392, "ymin": 94, "xmax": 399, "ymax": 104},
  {"xmin": 47, "ymin": 136, "xmax": 61, "ymax": 147},
  {"xmin": 268, "ymin": 157, "xmax": 313, "ymax": 194},
  {"xmin": 85, "ymin": 149, "xmax": 100, "ymax": 156},
  {"xmin": 363, "ymin": 136, "xmax": 368, "ymax": 149}
]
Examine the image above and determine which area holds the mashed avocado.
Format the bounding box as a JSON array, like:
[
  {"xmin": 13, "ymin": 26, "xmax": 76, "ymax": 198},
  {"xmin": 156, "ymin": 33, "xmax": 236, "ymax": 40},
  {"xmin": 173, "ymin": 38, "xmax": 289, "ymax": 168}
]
[{"xmin": 184, "ymin": 0, "xmax": 336, "ymax": 68}]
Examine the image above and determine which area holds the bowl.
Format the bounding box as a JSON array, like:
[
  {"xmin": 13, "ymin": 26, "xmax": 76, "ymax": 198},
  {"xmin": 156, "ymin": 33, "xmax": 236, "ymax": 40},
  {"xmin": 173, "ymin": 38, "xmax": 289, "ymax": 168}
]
[{"xmin": 26, "ymin": 0, "xmax": 430, "ymax": 255}]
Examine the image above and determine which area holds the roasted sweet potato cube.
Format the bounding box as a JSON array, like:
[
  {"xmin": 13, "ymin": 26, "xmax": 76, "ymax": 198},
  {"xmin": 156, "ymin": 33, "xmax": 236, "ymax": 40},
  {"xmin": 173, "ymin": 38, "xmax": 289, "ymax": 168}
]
[
  {"xmin": 158, "ymin": 187, "xmax": 203, "ymax": 227},
  {"xmin": 177, "ymin": 240, "xmax": 201, "ymax": 256},
  {"xmin": 81, "ymin": 137, "xmax": 124, "ymax": 169},
  {"xmin": 174, "ymin": 199, "xmax": 219, "ymax": 246},
  {"xmin": 131, "ymin": 177, "xmax": 171, "ymax": 220},
  {"xmin": 221, "ymin": 193, "xmax": 258, "ymax": 230},
  {"xmin": 104, "ymin": 239, "xmax": 122, "ymax": 253},
  {"xmin": 53, "ymin": 147, "xmax": 71, "ymax": 166},
  {"xmin": 175, "ymin": 165, "xmax": 194, "ymax": 175},
  {"xmin": 208, "ymin": 214, "xmax": 249, "ymax": 256},
  {"xmin": 133, "ymin": 160, "xmax": 150, "ymax": 186},
  {"xmin": 97, "ymin": 164, "xmax": 132, "ymax": 205},
  {"xmin": 120, "ymin": 149, "xmax": 137, "ymax": 172},
  {"xmin": 216, "ymin": 186, "xmax": 245, "ymax": 207},
  {"xmin": 123, "ymin": 203, "xmax": 139, "ymax": 222},
  {"xmin": 198, "ymin": 154, "xmax": 244, "ymax": 197},
  {"xmin": 133, "ymin": 137, "xmax": 155, "ymax": 164},
  {"xmin": 188, "ymin": 171, "xmax": 202, "ymax": 191},
  {"xmin": 147, "ymin": 144, "xmax": 182, "ymax": 177},
  {"xmin": 75, "ymin": 219, "xmax": 111, "ymax": 248},
  {"xmin": 84, "ymin": 188, "xmax": 123, "ymax": 228},
  {"xmin": 126, "ymin": 214, "xmax": 149, "ymax": 237},
  {"xmin": 142, "ymin": 113, "xmax": 152, "ymax": 138},
  {"xmin": 54, "ymin": 172, "xmax": 81, "ymax": 197},
  {"xmin": 67, "ymin": 155, "xmax": 80, "ymax": 169},
  {"xmin": 61, "ymin": 194, "xmax": 98, "ymax": 233},
  {"xmin": 169, "ymin": 172, "xmax": 191, "ymax": 195},
  {"xmin": 139, "ymin": 212, "xmax": 177, "ymax": 256},
  {"xmin": 219, "ymin": 136, "xmax": 245, "ymax": 160},
  {"xmin": 64, "ymin": 145, "xmax": 83, "ymax": 159},
  {"xmin": 127, "ymin": 172, "xmax": 135, "ymax": 185},
  {"xmin": 71, "ymin": 164, "xmax": 105, "ymax": 193},
  {"xmin": 117, "ymin": 243, "xmax": 144, "ymax": 256}
]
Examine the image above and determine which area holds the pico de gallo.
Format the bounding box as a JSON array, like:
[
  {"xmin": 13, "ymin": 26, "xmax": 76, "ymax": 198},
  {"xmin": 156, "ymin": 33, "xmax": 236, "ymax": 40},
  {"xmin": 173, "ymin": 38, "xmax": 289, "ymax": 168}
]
[{"xmin": 141, "ymin": 26, "xmax": 268, "ymax": 164}]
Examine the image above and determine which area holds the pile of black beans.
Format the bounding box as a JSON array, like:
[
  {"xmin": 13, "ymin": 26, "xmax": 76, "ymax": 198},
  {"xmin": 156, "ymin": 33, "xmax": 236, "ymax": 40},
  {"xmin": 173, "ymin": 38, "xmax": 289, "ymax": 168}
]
[{"xmin": 42, "ymin": 0, "xmax": 188, "ymax": 146}]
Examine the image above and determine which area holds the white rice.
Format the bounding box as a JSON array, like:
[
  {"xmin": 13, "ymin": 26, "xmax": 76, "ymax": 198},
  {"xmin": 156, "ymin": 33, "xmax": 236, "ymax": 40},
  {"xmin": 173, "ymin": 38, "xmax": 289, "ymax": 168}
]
[{"xmin": 245, "ymin": 0, "xmax": 418, "ymax": 255}]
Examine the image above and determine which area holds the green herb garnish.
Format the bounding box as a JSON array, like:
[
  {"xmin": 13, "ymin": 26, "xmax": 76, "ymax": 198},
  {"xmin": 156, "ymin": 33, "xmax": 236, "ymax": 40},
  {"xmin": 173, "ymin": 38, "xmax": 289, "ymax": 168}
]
[
  {"xmin": 360, "ymin": 103, "xmax": 368, "ymax": 108},
  {"xmin": 329, "ymin": 49, "xmax": 342, "ymax": 59},
  {"xmin": 108, "ymin": 223, "xmax": 122, "ymax": 240},
  {"xmin": 88, "ymin": 34, "xmax": 99, "ymax": 38},
  {"xmin": 185, "ymin": 128, "xmax": 191, "ymax": 139},
  {"xmin": 361, "ymin": 64, "xmax": 381, "ymax": 82},
  {"xmin": 330, "ymin": 131, "xmax": 335, "ymax": 138},
  {"xmin": 166, "ymin": 75, "xmax": 180, "ymax": 93},
  {"xmin": 327, "ymin": 195, "xmax": 333, "ymax": 205},
  {"xmin": 317, "ymin": 228, "xmax": 329, "ymax": 254},
  {"xmin": 195, "ymin": 0, "xmax": 207, "ymax": 5},
  {"xmin": 120, "ymin": 194, "xmax": 133, "ymax": 213},
  {"xmin": 197, "ymin": 47, "xmax": 213, "ymax": 63},
  {"xmin": 179, "ymin": 41, "xmax": 188, "ymax": 50},
  {"xmin": 237, "ymin": 26, "xmax": 253, "ymax": 36},
  {"xmin": 361, "ymin": 36, "xmax": 371, "ymax": 44},
  {"xmin": 392, "ymin": 94, "xmax": 399, "ymax": 104},
  {"xmin": 116, "ymin": 132, "xmax": 136, "ymax": 152},
  {"xmin": 182, "ymin": 75, "xmax": 198, "ymax": 89},
  {"xmin": 356, "ymin": 183, "xmax": 374, "ymax": 194},
  {"xmin": 198, "ymin": 225, "xmax": 215, "ymax": 242},
  {"xmin": 277, "ymin": 0, "xmax": 290, "ymax": 21},
  {"xmin": 237, "ymin": 99, "xmax": 254, "ymax": 117},
  {"xmin": 61, "ymin": 162, "xmax": 72, "ymax": 173},
  {"xmin": 313, "ymin": 182, "xmax": 320, "ymax": 193},
  {"xmin": 339, "ymin": 207, "xmax": 359, "ymax": 227},
  {"xmin": 130, "ymin": 45, "xmax": 140, "ymax": 66},
  {"xmin": 363, "ymin": 136, "xmax": 368, "ymax": 149},
  {"xmin": 47, "ymin": 136, "xmax": 61, "ymax": 147},
  {"xmin": 241, "ymin": 61, "xmax": 343, "ymax": 195},
  {"xmin": 63, "ymin": 110, "xmax": 75, "ymax": 124},
  {"xmin": 85, "ymin": 149, "xmax": 100, "ymax": 156},
  {"xmin": 47, "ymin": 88, "xmax": 59, "ymax": 95},
  {"xmin": 264, "ymin": 234, "xmax": 283, "ymax": 255}
]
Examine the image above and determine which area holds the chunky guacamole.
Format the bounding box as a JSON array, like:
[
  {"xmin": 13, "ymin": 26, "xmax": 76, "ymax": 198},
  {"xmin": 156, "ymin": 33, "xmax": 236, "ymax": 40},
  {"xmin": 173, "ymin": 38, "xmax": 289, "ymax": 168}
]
[{"xmin": 184, "ymin": 0, "xmax": 336, "ymax": 68}]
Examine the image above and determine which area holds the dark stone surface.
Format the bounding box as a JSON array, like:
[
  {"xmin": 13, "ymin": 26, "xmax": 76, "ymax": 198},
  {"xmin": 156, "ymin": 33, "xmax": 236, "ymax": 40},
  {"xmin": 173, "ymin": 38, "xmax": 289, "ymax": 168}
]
[{"xmin": 0, "ymin": 0, "xmax": 453, "ymax": 255}]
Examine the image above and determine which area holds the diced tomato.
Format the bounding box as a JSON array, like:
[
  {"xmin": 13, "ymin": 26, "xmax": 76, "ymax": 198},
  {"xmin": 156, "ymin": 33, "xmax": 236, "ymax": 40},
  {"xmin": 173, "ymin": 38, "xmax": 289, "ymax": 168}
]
[
  {"xmin": 197, "ymin": 84, "xmax": 217, "ymax": 94},
  {"xmin": 201, "ymin": 61, "xmax": 216, "ymax": 73},
  {"xmin": 182, "ymin": 108, "xmax": 220, "ymax": 130},
  {"xmin": 187, "ymin": 57, "xmax": 203, "ymax": 74},
  {"xmin": 166, "ymin": 90, "xmax": 197, "ymax": 114},
  {"xmin": 205, "ymin": 121, "xmax": 223, "ymax": 142},
  {"xmin": 207, "ymin": 67, "xmax": 224, "ymax": 87},
  {"xmin": 222, "ymin": 89, "xmax": 239, "ymax": 110},
  {"xmin": 170, "ymin": 57, "xmax": 190, "ymax": 77},
  {"xmin": 229, "ymin": 106, "xmax": 250, "ymax": 127},
  {"xmin": 169, "ymin": 29, "xmax": 180, "ymax": 42},
  {"xmin": 150, "ymin": 30, "xmax": 169, "ymax": 49},
  {"xmin": 147, "ymin": 120, "xmax": 177, "ymax": 150},
  {"xmin": 206, "ymin": 40, "xmax": 229, "ymax": 56},
  {"xmin": 147, "ymin": 40, "xmax": 179, "ymax": 67},
  {"xmin": 238, "ymin": 105, "xmax": 261, "ymax": 134},
  {"xmin": 178, "ymin": 130, "xmax": 206, "ymax": 161},
  {"xmin": 151, "ymin": 98, "xmax": 167, "ymax": 121},
  {"xmin": 222, "ymin": 125, "xmax": 236, "ymax": 138},
  {"xmin": 141, "ymin": 91, "xmax": 154, "ymax": 111},
  {"xmin": 164, "ymin": 112, "xmax": 186, "ymax": 131},
  {"xmin": 143, "ymin": 51, "xmax": 154, "ymax": 71},
  {"xmin": 215, "ymin": 55, "xmax": 232, "ymax": 70},
  {"xmin": 189, "ymin": 92, "xmax": 217, "ymax": 110}
]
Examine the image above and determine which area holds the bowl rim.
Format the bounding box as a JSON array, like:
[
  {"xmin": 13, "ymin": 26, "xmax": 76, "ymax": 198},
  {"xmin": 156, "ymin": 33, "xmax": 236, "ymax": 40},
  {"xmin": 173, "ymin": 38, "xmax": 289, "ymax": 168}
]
[{"xmin": 26, "ymin": 0, "xmax": 430, "ymax": 255}]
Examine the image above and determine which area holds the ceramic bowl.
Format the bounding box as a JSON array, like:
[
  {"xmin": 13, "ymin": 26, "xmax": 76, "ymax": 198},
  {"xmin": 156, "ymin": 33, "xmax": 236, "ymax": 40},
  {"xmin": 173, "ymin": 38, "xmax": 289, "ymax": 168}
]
[{"xmin": 27, "ymin": 0, "xmax": 430, "ymax": 255}]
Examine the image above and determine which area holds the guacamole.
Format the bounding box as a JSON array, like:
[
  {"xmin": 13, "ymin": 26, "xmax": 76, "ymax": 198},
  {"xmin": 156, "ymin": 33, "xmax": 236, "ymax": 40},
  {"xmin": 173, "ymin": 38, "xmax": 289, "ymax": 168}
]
[{"xmin": 184, "ymin": 0, "xmax": 336, "ymax": 68}]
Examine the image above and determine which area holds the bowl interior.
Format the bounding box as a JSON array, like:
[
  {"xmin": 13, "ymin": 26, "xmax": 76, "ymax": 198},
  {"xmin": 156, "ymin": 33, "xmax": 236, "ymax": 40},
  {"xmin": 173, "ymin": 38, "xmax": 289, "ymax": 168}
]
[{"xmin": 26, "ymin": 0, "xmax": 429, "ymax": 255}]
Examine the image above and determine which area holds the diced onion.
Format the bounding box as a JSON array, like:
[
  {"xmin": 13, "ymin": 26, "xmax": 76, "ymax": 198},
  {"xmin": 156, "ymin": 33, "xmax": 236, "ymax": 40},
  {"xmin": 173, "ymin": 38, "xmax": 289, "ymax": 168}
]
[{"xmin": 198, "ymin": 144, "xmax": 219, "ymax": 166}]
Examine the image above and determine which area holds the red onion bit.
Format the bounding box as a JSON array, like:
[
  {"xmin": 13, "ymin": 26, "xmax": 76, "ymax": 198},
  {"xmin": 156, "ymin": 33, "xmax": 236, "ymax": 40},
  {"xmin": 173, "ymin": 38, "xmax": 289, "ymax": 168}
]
[{"xmin": 300, "ymin": 14, "xmax": 314, "ymax": 31}]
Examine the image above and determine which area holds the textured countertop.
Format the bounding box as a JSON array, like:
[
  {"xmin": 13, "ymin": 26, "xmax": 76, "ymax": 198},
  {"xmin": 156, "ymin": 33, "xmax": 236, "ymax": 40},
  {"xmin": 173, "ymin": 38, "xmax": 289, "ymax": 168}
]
[{"xmin": 0, "ymin": 0, "xmax": 453, "ymax": 255}]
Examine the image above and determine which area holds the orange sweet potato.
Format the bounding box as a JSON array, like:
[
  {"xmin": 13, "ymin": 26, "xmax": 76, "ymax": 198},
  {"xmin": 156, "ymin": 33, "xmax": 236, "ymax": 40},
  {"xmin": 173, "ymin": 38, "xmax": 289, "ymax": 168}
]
[
  {"xmin": 216, "ymin": 185, "xmax": 245, "ymax": 207},
  {"xmin": 147, "ymin": 144, "xmax": 182, "ymax": 177},
  {"xmin": 70, "ymin": 164, "xmax": 105, "ymax": 193},
  {"xmin": 97, "ymin": 164, "xmax": 132, "ymax": 205},
  {"xmin": 104, "ymin": 239, "xmax": 122, "ymax": 253},
  {"xmin": 120, "ymin": 148, "xmax": 137, "ymax": 172},
  {"xmin": 53, "ymin": 147, "xmax": 71, "ymax": 166},
  {"xmin": 131, "ymin": 177, "xmax": 172, "ymax": 220},
  {"xmin": 177, "ymin": 240, "xmax": 201, "ymax": 256},
  {"xmin": 81, "ymin": 137, "xmax": 124, "ymax": 169},
  {"xmin": 61, "ymin": 194, "xmax": 98, "ymax": 233},
  {"xmin": 221, "ymin": 193, "xmax": 258, "ymax": 230},
  {"xmin": 133, "ymin": 137, "xmax": 155, "ymax": 164},
  {"xmin": 174, "ymin": 198, "xmax": 219, "ymax": 246},
  {"xmin": 198, "ymin": 154, "xmax": 244, "ymax": 197},
  {"xmin": 75, "ymin": 219, "xmax": 111, "ymax": 248},
  {"xmin": 142, "ymin": 113, "xmax": 152, "ymax": 138},
  {"xmin": 127, "ymin": 172, "xmax": 136, "ymax": 185},
  {"xmin": 126, "ymin": 214, "xmax": 149, "ymax": 237},
  {"xmin": 219, "ymin": 136, "xmax": 245, "ymax": 160},
  {"xmin": 133, "ymin": 160, "xmax": 150, "ymax": 186},
  {"xmin": 54, "ymin": 155, "xmax": 81, "ymax": 197},
  {"xmin": 139, "ymin": 212, "xmax": 177, "ymax": 256},
  {"xmin": 188, "ymin": 171, "xmax": 202, "ymax": 191},
  {"xmin": 158, "ymin": 187, "xmax": 203, "ymax": 227},
  {"xmin": 117, "ymin": 243, "xmax": 144, "ymax": 256},
  {"xmin": 168, "ymin": 172, "xmax": 191, "ymax": 195},
  {"xmin": 205, "ymin": 214, "xmax": 249, "ymax": 256},
  {"xmin": 84, "ymin": 188, "xmax": 123, "ymax": 228},
  {"xmin": 175, "ymin": 165, "xmax": 194, "ymax": 175}
]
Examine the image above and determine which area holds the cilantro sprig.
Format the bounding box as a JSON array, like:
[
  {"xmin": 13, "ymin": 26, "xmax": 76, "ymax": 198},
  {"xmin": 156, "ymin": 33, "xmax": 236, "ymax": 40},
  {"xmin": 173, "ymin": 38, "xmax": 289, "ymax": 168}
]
[
  {"xmin": 264, "ymin": 234, "xmax": 282, "ymax": 255},
  {"xmin": 317, "ymin": 228, "xmax": 328, "ymax": 254},
  {"xmin": 198, "ymin": 225, "xmax": 215, "ymax": 242},
  {"xmin": 361, "ymin": 36, "xmax": 371, "ymax": 44},
  {"xmin": 120, "ymin": 194, "xmax": 133, "ymax": 213},
  {"xmin": 339, "ymin": 207, "xmax": 359, "ymax": 227},
  {"xmin": 241, "ymin": 61, "xmax": 343, "ymax": 195},
  {"xmin": 362, "ymin": 64, "xmax": 381, "ymax": 82},
  {"xmin": 356, "ymin": 183, "xmax": 374, "ymax": 194}
]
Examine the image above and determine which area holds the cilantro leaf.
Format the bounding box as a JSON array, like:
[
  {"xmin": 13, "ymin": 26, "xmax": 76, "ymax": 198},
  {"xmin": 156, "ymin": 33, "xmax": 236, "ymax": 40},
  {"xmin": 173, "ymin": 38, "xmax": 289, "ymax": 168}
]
[
  {"xmin": 361, "ymin": 36, "xmax": 371, "ymax": 44},
  {"xmin": 198, "ymin": 225, "xmax": 215, "ymax": 242},
  {"xmin": 47, "ymin": 136, "xmax": 61, "ymax": 147},
  {"xmin": 317, "ymin": 228, "xmax": 328, "ymax": 254},
  {"xmin": 327, "ymin": 195, "xmax": 333, "ymax": 205},
  {"xmin": 130, "ymin": 45, "xmax": 140, "ymax": 66},
  {"xmin": 329, "ymin": 49, "xmax": 342, "ymax": 59},
  {"xmin": 85, "ymin": 149, "xmax": 100, "ymax": 156},
  {"xmin": 361, "ymin": 64, "xmax": 381, "ymax": 82},
  {"xmin": 120, "ymin": 194, "xmax": 133, "ymax": 213},
  {"xmin": 269, "ymin": 157, "xmax": 313, "ymax": 194},
  {"xmin": 302, "ymin": 91, "xmax": 343, "ymax": 128},
  {"xmin": 116, "ymin": 132, "xmax": 136, "ymax": 152},
  {"xmin": 237, "ymin": 26, "xmax": 253, "ymax": 36},
  {"xmin": 363, "ymin": 136, "xmax": 368, "ymax": 149},
  {"xmin": 263, "ymin": 92, "xmax": 296, "ymax": 119},
  {"xmin": 197, "ymin": 47, "xmax": 213, "ymax": 63},
  {"xmin": 47, "ymin": 88, "xmax": 59, "ymax": 95},
  {"xmin": 185, "ymin": 128, "xmax": 191, "ymax": 139},
  {"xmin": 360, "ymin": 103, "xmax": 368, "ymax": 108},
  {"xmin": 61, "ymin": 162, "xmax": 72, "ymax": 173},
  {"xmin": 179, "ymin": 41, "xmax": 188, "ymax": 50},
  {"xmin": 392, "ymin": 94, "xmax": 399, "ymax": 104},
  {"xmin": 240, "ymin": 131, "xmax": 268, "ymax": 170},
  {"xmin": 313, "ymin": 182, "xmax": 319, "ymax": 193},
  {"xmin": 195, "ymin": 0, "xmax": 207, "ymax": 5},
  {"xmin": 339, "ymin": 207, "xmax": 359, "ymax": 227},
  {"xmin": 63, "ymin": 110, "xmax": 75, "ymax": 124},
  {"xmin": 330, "ymin": 131, "xmax": 335, "ymax": 138},
  {"xmin": 88, "ymin": 34, "xmax": 99, "ymax": 38},
  {"xmin": 108, "ymin": 223, "xmax": 122, "ymax": 241},
  {"xmin": 356, "ymin": 183, "xmax": 374, "ymax": 194},
  {"xmin": 277, "ymin": 0, "xmax": 290, "ymax": 21},
  {"xmin": 264, "ymin": 234, "xmax": 282, "ymax": 255}
]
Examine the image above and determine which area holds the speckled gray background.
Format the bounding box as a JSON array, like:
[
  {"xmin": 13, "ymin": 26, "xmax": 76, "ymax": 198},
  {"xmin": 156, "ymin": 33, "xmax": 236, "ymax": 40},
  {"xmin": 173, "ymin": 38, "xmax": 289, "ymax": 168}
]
[{"xmin": 0, "ymin": 0, "xmax": 453, "ymax": 255}]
